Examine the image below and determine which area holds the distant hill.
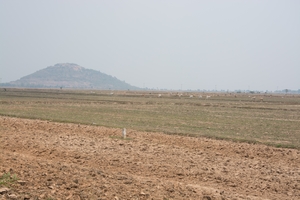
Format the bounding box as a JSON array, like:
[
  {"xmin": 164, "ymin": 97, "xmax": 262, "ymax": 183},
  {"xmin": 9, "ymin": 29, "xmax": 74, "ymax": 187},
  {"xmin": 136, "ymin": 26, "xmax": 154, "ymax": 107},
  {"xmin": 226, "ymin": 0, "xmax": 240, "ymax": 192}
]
[{"xmin": 2, "ymin": 63, "xmax": 140, "ymax": 90}]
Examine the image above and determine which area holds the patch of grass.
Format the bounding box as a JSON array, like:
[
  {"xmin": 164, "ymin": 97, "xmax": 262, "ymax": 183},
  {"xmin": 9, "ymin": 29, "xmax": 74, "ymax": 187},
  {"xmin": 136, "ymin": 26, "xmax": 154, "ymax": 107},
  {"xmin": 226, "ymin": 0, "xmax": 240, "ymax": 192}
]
[{"xmin": 0, "ymin": 172, "xmax": 18, "ymax": 187}]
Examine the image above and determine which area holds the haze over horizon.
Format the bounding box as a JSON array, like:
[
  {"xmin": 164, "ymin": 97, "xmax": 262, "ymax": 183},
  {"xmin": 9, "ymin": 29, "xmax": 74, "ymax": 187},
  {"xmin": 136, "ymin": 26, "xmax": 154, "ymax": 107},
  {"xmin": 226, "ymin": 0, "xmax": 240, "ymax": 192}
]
[{"xmin": 1, "ymin": 1, "xmax": 299, "ymax": 91}]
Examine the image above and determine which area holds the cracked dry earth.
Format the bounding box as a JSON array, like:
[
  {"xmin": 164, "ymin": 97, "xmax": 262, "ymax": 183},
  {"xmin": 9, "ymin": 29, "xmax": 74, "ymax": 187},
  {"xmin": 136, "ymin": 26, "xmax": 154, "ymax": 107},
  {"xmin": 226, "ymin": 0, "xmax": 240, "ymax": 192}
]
[{"xmin": 0, "ymin": 116, "xmax": 299, "ymax": 200}]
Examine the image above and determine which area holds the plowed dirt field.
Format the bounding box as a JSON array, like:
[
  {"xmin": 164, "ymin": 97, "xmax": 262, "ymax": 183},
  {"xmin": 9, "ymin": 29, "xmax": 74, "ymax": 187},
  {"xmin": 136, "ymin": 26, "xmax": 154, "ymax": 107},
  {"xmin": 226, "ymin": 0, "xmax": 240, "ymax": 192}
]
[{"xmin": 0, "ymin": 116, "xmax": 299, "ymax": 200}]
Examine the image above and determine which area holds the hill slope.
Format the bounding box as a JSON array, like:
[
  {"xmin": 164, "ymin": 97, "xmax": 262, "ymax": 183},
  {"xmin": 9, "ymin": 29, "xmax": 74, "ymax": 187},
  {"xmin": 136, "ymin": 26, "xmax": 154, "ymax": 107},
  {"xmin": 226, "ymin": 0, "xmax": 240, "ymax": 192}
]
[{"xmin": 3, "ymin": 63, "xmax": 139, "ymax": 90}]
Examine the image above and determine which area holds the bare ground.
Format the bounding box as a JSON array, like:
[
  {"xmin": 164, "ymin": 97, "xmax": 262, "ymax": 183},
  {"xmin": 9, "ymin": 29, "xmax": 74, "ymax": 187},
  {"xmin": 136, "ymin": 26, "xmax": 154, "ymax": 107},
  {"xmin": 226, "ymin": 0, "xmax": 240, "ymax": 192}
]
[{"xmin": 0, "ymin": 116, "xmax": 299, "ymax": 200}]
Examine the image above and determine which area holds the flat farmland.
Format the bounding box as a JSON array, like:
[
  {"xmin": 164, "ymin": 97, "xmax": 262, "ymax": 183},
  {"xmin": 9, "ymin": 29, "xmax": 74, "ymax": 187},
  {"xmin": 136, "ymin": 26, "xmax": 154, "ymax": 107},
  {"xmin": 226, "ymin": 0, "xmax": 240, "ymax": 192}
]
[
  {"xmin": 0, "ymin": 88, "xmax": 300, "ymax": 199},
  {"xmin": 1, "ymin": 88, "xmax": 300, "ymax": 148}
]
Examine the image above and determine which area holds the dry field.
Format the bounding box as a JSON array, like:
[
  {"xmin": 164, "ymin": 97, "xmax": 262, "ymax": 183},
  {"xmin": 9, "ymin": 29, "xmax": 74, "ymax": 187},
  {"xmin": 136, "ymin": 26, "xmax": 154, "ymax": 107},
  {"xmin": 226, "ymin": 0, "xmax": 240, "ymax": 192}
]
[{"xmin": 0, "ymin": 88, "xmax": 300, "ymax": 199}]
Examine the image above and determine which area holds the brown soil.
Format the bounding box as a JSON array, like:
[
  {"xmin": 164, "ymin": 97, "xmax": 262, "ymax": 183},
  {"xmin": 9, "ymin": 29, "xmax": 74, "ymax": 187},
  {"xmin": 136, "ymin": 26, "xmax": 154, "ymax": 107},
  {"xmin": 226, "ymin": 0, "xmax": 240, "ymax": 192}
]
[{"xmin": 0, "ymin": 116, "xmax": 299, "ymax": 200}]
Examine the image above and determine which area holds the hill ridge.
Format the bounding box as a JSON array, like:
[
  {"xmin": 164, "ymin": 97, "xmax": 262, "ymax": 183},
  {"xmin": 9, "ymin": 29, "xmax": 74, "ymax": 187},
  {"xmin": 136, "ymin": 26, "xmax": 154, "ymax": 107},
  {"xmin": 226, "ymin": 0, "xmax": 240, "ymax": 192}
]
[{"xmin": 2, "ymin": 63, "xmax": 139, "ymax": 90}]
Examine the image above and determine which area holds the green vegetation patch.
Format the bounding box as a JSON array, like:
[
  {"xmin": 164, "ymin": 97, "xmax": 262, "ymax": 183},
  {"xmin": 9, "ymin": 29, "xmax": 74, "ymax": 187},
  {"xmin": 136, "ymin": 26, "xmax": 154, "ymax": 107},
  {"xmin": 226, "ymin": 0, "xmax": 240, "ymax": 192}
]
[{"xmin": 0, "ymin": 172, "xmax": 18, "ymax": 187}]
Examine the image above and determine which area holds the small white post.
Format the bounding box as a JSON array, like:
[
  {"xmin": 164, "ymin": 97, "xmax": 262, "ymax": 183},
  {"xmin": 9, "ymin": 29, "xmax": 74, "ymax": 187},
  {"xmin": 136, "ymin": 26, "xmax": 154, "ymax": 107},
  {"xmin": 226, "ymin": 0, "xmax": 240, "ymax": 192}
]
[{"xmin": 122, "ymin": 128, "xmax": 126, "ymax": 139}]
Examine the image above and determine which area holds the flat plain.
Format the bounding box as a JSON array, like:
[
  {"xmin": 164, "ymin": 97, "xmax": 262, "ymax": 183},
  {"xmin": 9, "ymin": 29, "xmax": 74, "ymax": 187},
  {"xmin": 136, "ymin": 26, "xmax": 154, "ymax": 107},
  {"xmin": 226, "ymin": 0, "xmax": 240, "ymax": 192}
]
[
  {"xmin": 0, "ymin": 88, "xmax": 299, "ymax": 199},
  {"xmin": 1, "ymin": 88, "xmax": 300, "ymax": 148}
]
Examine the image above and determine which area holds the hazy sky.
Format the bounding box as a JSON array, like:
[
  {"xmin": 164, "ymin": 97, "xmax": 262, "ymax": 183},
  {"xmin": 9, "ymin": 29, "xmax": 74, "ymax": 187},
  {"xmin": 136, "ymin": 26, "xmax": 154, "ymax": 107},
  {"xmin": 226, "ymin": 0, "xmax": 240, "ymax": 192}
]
[{"xmin": 1, "ymin": 0, "xmax": 299, "ymax": 91}]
